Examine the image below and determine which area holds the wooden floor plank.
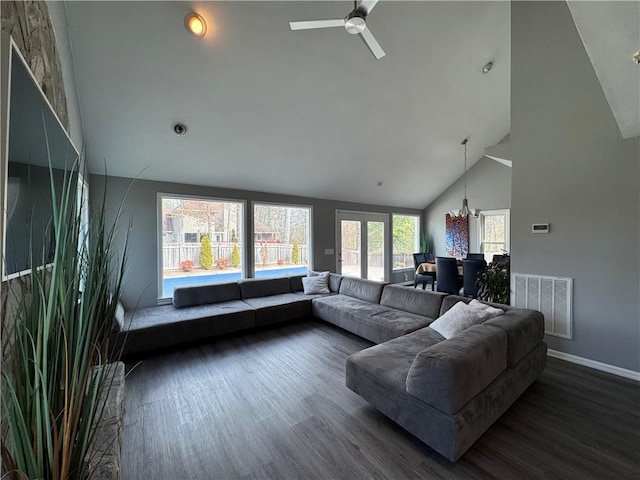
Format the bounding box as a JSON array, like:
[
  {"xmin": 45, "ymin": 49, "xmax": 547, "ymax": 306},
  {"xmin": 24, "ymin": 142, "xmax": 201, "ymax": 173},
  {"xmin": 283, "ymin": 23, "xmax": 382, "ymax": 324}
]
[{"xmin": 121, "ymin": 320, "xmax": 640, "ymax": 479}]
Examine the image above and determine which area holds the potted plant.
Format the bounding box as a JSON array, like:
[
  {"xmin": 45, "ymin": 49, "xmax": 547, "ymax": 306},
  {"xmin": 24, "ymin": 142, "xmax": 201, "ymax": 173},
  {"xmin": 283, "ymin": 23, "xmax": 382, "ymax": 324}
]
[
  {"xmin": 1, "ymin": 160, "xmax": 129, "ymax": 479},
  {"xmin": 476, "ymin": 260, "xmax": 510, "ymax": 304}
]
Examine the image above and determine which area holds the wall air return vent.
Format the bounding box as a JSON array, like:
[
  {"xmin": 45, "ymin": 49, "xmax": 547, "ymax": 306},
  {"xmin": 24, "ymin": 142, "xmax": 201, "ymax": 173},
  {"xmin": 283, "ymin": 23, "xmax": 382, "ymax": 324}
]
[{"xmin": 512, "ymin": 273, "xmax": 573, "ymax": 339}]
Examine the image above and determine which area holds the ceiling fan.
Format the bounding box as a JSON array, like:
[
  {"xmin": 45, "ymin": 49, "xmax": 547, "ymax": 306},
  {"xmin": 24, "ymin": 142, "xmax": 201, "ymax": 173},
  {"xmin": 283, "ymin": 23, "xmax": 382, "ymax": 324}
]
[{"xmin": 289, "ymin": 0, "xmax": 385, "ymax": 60}]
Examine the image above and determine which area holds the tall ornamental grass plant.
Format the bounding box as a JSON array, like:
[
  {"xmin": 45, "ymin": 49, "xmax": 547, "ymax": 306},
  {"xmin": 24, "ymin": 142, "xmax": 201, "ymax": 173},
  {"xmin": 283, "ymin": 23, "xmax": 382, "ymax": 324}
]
[{"xmin": 1, "ymin": 155, "xmax": 129, "ymax": 480}]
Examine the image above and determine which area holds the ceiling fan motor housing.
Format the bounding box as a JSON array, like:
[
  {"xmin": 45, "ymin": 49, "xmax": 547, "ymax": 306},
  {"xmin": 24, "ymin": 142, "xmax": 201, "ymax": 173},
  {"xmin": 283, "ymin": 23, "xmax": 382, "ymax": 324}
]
[{"xmin": 345, "ymin": 10, "xmax": 366, "ymax": 34}]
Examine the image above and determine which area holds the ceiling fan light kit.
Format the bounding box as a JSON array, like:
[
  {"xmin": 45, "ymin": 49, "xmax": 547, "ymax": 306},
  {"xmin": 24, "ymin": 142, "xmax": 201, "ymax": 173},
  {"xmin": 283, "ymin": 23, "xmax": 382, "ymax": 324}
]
[{"xmin": 289, "ymin": 0, "xmax": 385, "ymax": 59}]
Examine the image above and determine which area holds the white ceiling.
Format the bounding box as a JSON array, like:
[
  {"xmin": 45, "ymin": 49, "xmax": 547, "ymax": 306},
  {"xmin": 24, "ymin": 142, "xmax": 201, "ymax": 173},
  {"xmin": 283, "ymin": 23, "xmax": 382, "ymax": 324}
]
[
  {"xmin": 64, "ymin": 1, "xmax": 637, "ymax": 210},
  {"xmin": 567, "ymin": 1, "xmax": 640, "ymax": 140},
  {"xmin": 66, "ymin": 1, "xmax": 511, "ymax": 209}
]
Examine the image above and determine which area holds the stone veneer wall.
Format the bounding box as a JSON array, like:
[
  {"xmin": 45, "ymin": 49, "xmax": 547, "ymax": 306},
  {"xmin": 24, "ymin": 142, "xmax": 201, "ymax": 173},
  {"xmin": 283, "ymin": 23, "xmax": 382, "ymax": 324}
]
[{"xmin": 1, "ymin": 0, "xmax": 69, "ymax": 129}]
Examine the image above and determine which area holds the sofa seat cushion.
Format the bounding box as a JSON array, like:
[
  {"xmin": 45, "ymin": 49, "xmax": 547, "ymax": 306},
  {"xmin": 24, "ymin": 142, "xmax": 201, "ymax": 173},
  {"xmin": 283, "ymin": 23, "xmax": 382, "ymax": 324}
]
[
  {"xmin": 347, "ymin": 326, "xmax": 446, "ymax": 393},
  {"xmin": 380, "ymin": 284, "xmax": 447, "ymax": 319},
  {"xmin": 484, "ymin": 309, "xmax": 545, "ymax": 366},
  {"xmin": 405, "ymin": 324, "xmax": 507, "ymax": 415},
  {"xmin": 338, "ymin": 277, "xmax": 387, "ymax": 303},
  {"xmin": 312, "ymin": 294, "xmax": 429, "ymax": 343},
  {"xmin": 294, "ymin": 291, "xmax": 336, "ymax": 300},
  {"xmin": 115, "ymin": 301, "xmax": 255, "ymax": 356},
  {"xmin": 242, "ymin": 293, "xmax": 311, "ymax": 326}
]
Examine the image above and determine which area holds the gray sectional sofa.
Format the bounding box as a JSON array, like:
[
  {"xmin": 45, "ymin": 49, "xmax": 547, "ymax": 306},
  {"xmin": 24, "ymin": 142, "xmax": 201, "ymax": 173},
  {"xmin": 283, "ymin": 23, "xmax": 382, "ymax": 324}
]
[
  {"xmin": 113, "ymin": 272, "xmax": 546, "ymax": 462},
  {"xmin": 346, "ymin": 294, "xmax": 546, "ymax": 461}
]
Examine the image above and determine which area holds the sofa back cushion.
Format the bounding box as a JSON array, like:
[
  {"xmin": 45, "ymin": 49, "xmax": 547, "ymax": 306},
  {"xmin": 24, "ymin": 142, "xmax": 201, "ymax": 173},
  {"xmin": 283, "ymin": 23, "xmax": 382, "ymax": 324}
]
[
  {"xmin": 289, "ymin": 274, "xmax": 305, "ymax": 292},
  {"xmin": 484, "ymin": 309, "xmax": 545, "ymax": 366},
  {"xmin": 405, "ymin": 324, "xmax": 507, "ymax": 415},
  {"xmin": 338, "ymin": 277, "xmax": 386, "ymax": 304},
  {"xmin": 328, "ymin": 273, "xmax": 343, "ymax": 293},
  {"xmin": 380, "ymin": 285, "xmax": 446, "ymax": 320},
  {"xmin": 239, "ymin": 277, "xmax": 291, "ymax": 299},
  {"xmin": 173, "ymin": 282, "xmax": 241, "ymax": 308}
]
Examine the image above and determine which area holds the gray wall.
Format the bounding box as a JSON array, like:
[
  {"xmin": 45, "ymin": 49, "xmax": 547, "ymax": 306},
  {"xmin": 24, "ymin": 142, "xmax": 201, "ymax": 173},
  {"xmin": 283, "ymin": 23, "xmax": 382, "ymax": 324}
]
[
  {"xmin": 47, "ymin": 1, "xmax": 84, "ymax": 150},
  {"xmin": 90, "ymin": 175, "xmax": 421, "ymax": 310},
  {"xmin": 424, "ymin": 156, "xmax": 512, "ymax": 255},
  {"xmin": 509, "ymin": 2, "xmax": 639, "ymax": 371}
]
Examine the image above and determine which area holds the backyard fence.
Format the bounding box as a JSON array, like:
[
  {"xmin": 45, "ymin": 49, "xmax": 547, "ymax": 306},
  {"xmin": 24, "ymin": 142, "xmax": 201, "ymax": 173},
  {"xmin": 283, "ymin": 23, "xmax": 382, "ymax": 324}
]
[
  {"xmin": 163, "ymin": 242, "xmax": 309, "ymax": 270},
  {"xmin": 340, "ymin": 251, "xmax": 412, "ymax": 269}
]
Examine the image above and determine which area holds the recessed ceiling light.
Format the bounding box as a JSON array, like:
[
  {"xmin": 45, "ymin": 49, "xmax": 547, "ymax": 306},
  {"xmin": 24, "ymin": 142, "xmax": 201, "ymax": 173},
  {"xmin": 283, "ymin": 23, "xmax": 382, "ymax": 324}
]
[
  {"xmin": 185, "ymin": 12, "xmax": 207, "ymax": 37},
  {"xmin": 633, "ymin": 52, "xmax": 640, "ymax": 64},
  {"xmin": 173, "ymin": 123, "xmax": 187, "ymax": 135},
  {"xmin": 482, "ymin": 61, "xmax": 493, "ymax": 74}
]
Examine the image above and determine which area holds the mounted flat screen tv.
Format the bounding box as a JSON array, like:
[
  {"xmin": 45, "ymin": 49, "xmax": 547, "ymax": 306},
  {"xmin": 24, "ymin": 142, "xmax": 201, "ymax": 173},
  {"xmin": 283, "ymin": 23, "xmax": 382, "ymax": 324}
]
[{"xmin": 1, "ymin": 36, "xmax": 80, "ymax": 279}]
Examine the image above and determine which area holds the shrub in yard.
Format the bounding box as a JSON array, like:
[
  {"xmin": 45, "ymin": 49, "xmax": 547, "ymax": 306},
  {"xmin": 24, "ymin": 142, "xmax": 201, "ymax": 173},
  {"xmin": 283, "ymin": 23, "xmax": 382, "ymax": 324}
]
[
  {"xmin": 180, "ymin": 259, "xmax": 194, "ymax": 272},
  {"xmin": 277, "ymin": 258, "xmax": 284, "ymax": 266},
  {"xmin": 231, "ymin": 243, "xmax": 240, "ymax": 267},
  {"xmin": 199, "ymin": 235, "xmax": 213, "ymax": 269},
  {"xmin": 216, "ymin": 258, "xmax": 229, "ymax": 269},
  {"xmin": 292, "ymin": 241, "xmax": 300, "ymax": 264}
]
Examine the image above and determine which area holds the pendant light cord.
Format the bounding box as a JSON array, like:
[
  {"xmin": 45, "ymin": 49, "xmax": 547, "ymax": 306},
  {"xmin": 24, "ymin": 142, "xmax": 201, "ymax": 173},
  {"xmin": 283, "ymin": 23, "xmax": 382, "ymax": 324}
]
[{"xmin": 462, "ymin": 138, "xmax": 468, "ymax": 198}]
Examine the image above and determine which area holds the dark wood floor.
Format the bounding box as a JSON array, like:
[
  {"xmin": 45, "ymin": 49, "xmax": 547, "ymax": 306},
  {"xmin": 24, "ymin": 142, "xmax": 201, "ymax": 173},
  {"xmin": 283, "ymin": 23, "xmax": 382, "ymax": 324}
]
[{"xmin": 122, "ymin": 320, "xmax": 640, "ymax": 479}]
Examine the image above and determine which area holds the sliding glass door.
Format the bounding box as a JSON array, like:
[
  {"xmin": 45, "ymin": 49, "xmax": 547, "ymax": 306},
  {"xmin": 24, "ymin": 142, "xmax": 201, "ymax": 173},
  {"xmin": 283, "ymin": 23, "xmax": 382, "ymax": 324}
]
[{"xmin": 336, "ymin": 211, "xmax": 389, "ymax": 282}]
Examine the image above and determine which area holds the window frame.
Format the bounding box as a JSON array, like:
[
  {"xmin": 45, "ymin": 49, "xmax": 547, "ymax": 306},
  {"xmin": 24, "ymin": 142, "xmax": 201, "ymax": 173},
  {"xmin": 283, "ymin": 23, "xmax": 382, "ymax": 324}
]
[
  {"xmin": 477, "ymin": 209, "xmax": 510, "ymax": 262},
  {"xmin": 157, "ymin": 193, "xmax": 247, "ymax": 302},
  {"xmin": 391, "ymin": 213, "xmax": 421, "ymax": 271},
  {"xmin": 250, "ymin": 201, "xmax": 313, "ymax": 279}
]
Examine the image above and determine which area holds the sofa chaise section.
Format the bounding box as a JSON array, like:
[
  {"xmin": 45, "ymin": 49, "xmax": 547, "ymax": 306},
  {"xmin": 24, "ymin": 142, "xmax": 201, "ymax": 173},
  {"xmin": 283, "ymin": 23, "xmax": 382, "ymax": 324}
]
[{"xmin": 346, "ymin": 305, "xmax": 547, "ymax": 461}]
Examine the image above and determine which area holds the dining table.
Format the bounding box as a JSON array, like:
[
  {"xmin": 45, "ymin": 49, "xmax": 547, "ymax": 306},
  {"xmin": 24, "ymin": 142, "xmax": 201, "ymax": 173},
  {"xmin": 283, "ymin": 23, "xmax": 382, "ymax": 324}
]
[{"xmin": 416, "ymin": 262, "xmax": 464, "ymax": 276}]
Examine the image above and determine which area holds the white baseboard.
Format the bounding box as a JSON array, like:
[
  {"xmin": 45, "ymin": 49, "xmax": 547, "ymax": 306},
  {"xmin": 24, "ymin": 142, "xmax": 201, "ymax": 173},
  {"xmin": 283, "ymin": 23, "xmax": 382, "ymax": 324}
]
[{"xmin": 547, "ymin": 349, "xmax": 640, "ymax": 381}]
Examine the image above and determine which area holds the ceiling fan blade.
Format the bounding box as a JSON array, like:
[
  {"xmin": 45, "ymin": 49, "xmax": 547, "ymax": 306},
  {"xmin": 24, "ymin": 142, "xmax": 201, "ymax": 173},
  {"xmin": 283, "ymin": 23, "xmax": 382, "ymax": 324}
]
[
  {"xmin": 289, "ymin": 19, "xmax": 345, "ymax": 30},
  {"xmin": 357, "ymin": 0, "xmax": 379, "ymax": 15},
  {"xmin": 359, "ymin": 27, "xmax": 385, "ymax": 59}
]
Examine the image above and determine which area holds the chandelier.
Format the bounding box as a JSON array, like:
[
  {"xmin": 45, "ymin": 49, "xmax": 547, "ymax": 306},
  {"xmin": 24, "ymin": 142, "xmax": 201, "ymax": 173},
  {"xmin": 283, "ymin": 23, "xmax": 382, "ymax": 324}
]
[{"xmin": 450, "ymin": 138, "xmax": 480, "ymax": 218}]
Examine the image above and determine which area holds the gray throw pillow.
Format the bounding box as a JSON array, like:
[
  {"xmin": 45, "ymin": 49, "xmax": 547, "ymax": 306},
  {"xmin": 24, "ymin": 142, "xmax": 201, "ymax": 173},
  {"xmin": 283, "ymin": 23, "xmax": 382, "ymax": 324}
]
[
  {"xmin": 302, "ymin": 274, "xmax": 330, "ymax": 294},
  {"xmin": 429, "ymin": 301, "xmax": 493, "ymax": 339}
]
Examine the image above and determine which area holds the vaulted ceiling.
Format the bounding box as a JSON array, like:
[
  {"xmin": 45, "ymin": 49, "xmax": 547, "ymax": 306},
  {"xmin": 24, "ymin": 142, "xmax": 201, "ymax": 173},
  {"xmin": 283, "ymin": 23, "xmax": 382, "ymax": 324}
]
[
  {"xmin": 65, "ymin": 1, "xmax": 637, "ymax": 210},
  {"xmin": 66, "ymin": 1, "xmax": 511, "ymax": 209}
]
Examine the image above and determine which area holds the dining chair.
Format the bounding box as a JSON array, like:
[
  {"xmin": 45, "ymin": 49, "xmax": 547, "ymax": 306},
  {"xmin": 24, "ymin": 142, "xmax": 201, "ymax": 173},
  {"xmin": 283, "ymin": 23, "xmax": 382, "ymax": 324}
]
[
  {"xmin": 435, "ymin": 257, "xmax": 461, "ymax": 294},
  {"xmin": 413, "ymin": 253, "xmax": 434, "ymax": 290},
  {"xmin": 466, "ymin": 253, "xmax": 485, "ymax": 260},
  {"xmin": 463, "ymin": 258, "xmax": 487, "ymax": 298}
]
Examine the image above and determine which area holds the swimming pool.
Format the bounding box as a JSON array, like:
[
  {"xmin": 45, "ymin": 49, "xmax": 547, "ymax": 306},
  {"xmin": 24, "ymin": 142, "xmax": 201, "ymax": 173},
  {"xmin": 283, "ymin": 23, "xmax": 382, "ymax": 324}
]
[{"xmin": 163, "ymin": 266, "xmax": 308, "ymax": 297}]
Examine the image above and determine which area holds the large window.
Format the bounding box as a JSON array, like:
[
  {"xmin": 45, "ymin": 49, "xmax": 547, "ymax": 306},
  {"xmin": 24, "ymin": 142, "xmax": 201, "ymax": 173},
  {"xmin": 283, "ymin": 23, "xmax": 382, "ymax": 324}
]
[
  {"xmin": 479, "ymin": 209, "xmax": 510, "ymax": 262},
  {"xmin": 253, "ymin": 203, "xmax": 311, "ymax": 278},
  {"xmin": 160, "ymin": 196, "xmax": 244, "ymax": 298},
  {"xmin": 392, "ymin": 214, "xmax": 420, "ymax": 270}
]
